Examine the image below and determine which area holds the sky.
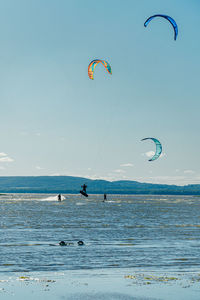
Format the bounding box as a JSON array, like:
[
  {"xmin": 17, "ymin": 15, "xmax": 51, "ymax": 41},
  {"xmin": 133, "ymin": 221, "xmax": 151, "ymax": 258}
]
[{"xmin": 0, "ymin": 0, "xmax": 199, "ymax": 185}]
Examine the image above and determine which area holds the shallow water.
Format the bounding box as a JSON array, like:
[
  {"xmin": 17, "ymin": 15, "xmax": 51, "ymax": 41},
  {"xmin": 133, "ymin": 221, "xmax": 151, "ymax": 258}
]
[{"xmin": 0, "ymin": 194, "xmax": 200, "ymax": 273}]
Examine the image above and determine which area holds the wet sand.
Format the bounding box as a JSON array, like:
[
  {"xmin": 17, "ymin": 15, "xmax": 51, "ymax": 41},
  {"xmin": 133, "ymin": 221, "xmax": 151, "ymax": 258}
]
[{"xmin": 0, "ymin": 268, "xmax": 200, "ymax": 300}]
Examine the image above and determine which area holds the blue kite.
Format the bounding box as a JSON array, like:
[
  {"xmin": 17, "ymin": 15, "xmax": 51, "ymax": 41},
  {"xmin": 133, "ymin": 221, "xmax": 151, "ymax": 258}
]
[
  {"xmin": 144, "ymin": 14, "xmax": 178, "ymax": 41},
  {"xmin": 141, "ymin": 137, "xmax": 162, "ymax": 162}
]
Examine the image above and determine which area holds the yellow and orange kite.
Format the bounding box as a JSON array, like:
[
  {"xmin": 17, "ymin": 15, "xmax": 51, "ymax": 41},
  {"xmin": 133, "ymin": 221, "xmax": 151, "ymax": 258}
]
[{"xmin": 88, "ymin": 59, "xmax": 112, "ymax": 80}]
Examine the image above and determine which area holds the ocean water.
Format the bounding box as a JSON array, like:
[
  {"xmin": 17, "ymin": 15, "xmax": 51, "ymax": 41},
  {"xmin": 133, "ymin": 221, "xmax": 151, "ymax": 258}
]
[{"xmin": 0, "ymin": 194, "xmax": 200, "ymax": 273}]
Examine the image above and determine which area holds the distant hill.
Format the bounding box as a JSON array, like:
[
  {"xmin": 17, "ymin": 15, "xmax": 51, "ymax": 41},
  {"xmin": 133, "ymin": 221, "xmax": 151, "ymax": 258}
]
[{"xmin": 0, "ymin": 176, "xmax": 200, "ymax": 195}]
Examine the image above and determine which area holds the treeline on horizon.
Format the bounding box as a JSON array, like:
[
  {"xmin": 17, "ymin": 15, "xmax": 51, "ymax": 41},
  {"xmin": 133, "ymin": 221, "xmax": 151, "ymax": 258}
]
[{"xmin": 0, "ymin": 176, "xmax": 199, "ymax": 195}]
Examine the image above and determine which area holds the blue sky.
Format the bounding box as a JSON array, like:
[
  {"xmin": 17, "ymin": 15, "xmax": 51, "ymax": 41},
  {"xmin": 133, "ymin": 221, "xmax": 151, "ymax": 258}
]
[{"xmin": 0, "ymin": 0, "xmax": 199, "ymax": 185}]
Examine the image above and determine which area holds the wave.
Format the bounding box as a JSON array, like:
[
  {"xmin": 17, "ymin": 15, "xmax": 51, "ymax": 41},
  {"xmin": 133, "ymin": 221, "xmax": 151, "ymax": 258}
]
[{"xmin": 40, "ymin": 195, "xmax": 66, "ymax": 201}]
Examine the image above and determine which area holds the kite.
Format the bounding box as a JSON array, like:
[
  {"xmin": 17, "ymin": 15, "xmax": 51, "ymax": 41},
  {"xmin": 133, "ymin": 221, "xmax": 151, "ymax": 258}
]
[
  {"xmin": 144, "ymin": 15, "xmax": 178, "ymax": 40},
  {"xmin": 88, "ymin": 59, "xmax": 112, "ymax": 80},
  {"xmin": 141, "ymin": 137, "xmax": 162, "ymax": 162}
]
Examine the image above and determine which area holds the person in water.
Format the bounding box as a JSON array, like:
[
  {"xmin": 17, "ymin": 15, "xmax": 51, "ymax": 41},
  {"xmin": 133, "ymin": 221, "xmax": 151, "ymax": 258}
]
[
  {"xmin": 58, "ymin": 194, "xmax": 61, "ymax": 201},
  {"xmin": 59, "ymin": 241, "xmax": 84, "ymax": 246},
  {"xmin": 59, "ymin": 241, "xmax": 66, "ymax": 246},
  {"xmin": 77, "ymin": 240, "xmax": 84, "ymax": 246},
  {"xmin": 104, "ymin": 194, "xmax": 107, "ymax": 201}
]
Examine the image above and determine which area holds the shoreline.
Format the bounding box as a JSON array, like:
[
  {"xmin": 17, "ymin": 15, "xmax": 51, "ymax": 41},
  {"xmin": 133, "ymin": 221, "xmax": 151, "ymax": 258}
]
[{"xmin": 1, "ymin": 268, "xmax": 200, "ymax": 300}]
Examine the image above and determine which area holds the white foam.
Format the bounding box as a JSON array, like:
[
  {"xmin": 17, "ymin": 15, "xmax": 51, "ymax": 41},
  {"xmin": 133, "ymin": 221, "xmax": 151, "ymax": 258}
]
[{"xmin": 41, "ymin": 195, "xmax": 66, "ymax": 201}]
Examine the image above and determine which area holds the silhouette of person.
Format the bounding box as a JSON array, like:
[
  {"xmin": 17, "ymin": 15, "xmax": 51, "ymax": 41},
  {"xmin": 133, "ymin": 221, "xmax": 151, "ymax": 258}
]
[{"xmin": 81, "ymin": 184, "xmax": 87, "ymax": 192}]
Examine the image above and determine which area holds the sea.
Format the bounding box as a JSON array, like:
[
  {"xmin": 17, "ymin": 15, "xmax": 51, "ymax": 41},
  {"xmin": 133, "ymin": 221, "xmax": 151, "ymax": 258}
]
[{"xmin": 0, "ymin": 193, "xmax": 200, "ymax": 274}]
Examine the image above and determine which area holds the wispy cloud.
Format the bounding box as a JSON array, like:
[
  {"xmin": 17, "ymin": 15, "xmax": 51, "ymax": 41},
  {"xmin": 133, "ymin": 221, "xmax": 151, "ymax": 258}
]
[
  {"xmin": 120, "ymin": 163, "xmax": 134, "ymax": 167},
  {"xmin": 0, "ymin": 153, "xmax": 7, "ymax": 157},
  {"xmin": 145, "ymin": 151, "xmax": 155, "ymax": 158},
  {"xmin": 144, "ymin": 151, "xmax": 165, "ymax": 158},
  {"xmin": 0, "ymin": 157, "xmax": 14, "ymax": 162},
  {"xmin": 141, "ymin": 175, "xmax": 186, "ymax": 185},
  {"xmin": 36, "ymin": 166, "xmax": 44, "ymax": 170},
  {"xmin": 184, "ymin": 170, "xmax": 195, "ymax": 174},
  {"xmin": 113, "ymin": 169, "xmax": 126, "ymax": 173},
  {"xmin": 135, "ymin": 173, "xmax": 200, "ymax": 186},
  {"xmin": 0, "ymin": 153, "xmax": 14, "ymax": 163}
]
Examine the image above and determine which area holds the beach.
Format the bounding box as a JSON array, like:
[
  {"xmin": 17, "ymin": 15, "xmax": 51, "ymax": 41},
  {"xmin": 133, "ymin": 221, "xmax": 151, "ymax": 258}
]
[{"xmin": 1, "ymin": 268, "xmax": 200, "ymax": 299}]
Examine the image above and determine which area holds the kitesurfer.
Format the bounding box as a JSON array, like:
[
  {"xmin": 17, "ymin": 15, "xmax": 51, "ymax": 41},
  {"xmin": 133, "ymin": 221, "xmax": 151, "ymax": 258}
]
[
  {"xmin": 80, "ymin": 184, "xmax": 89, "ymax": 197},
  {"xmin": 81, "ymin": 184, "xmax": 87, "ymax": 193}
]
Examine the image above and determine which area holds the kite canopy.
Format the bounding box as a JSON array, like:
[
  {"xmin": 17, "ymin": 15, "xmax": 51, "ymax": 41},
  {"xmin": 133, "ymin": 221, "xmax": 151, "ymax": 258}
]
[
  {"xmin": 141, "ymin": 137, "xmax": 162, "ymax": 162},
  {"xmin": 144, "ymin": 14, "xmax": 178, "ymax": 40},
  {"xmin": 88, "ymin": 59, "xmax": 112, "ymax": 80}
]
